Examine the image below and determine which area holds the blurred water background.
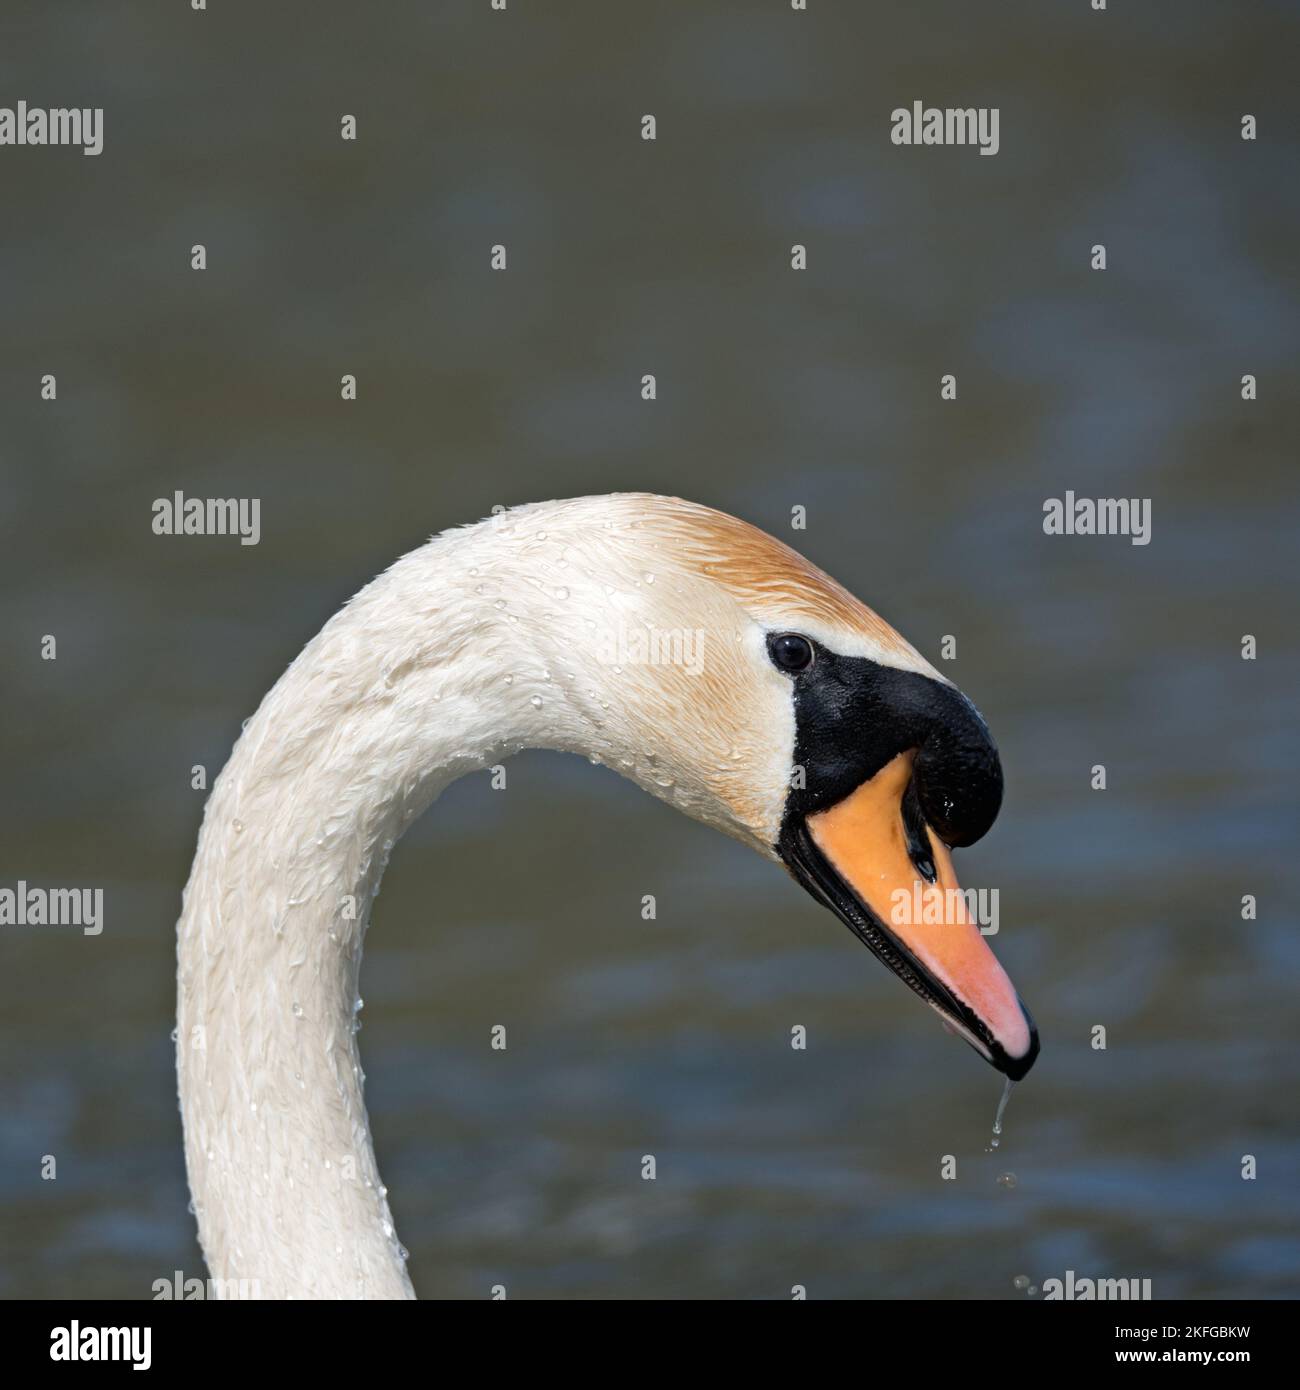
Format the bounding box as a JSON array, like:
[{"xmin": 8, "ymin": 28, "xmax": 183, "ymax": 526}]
[{"xmin": 1, "ymin": 1, "xmax": 1298, "ymax": 1298}]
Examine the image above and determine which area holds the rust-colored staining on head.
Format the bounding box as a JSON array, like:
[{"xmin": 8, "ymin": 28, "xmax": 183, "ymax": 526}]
[{"xmin": 619, "ymin": 494, "xmax": 932, "ymax": 671}]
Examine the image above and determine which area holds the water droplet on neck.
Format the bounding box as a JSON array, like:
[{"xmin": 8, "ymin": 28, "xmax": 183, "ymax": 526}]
[
  {"xmin": 529, "ymin": 695, "xmax": 543, "ymax": 708},
  {"xmin": 503, "ymin": 673, "xmax": 514, "ymax": 685},
  {"xmin": 232, "ymin": 819, "xmax": 244, "ymax": 834},
  {"xmin": 292, "ymin": 1002, "xmax": 304, "ymax": 1018},
  {"xmin": 555, "ymin": 587, "xmax": 569, "ymax": 599}
]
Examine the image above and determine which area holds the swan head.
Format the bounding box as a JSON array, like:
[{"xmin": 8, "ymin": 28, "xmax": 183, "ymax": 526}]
[{"xmin": 547, "ymin": 494, "xmax": 1038, "ymax": 1080}]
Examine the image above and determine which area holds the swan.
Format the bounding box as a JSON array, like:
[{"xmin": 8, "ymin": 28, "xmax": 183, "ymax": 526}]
[{"xmin": 176, "ymin": 492, "xmax": 1038, "ymax": 1298}]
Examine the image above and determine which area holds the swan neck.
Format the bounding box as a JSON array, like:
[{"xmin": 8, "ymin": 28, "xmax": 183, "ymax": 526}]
[{"xmin": 176, "ymin": 537, "xmax": 544, "ymax": 1299}]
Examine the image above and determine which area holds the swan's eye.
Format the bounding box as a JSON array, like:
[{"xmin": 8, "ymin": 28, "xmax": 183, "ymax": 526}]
[{"xmin": 769, "ymin": 633, "xmax": 814, "ymax": 674}]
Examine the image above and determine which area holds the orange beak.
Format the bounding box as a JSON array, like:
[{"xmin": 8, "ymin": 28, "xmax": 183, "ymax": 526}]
[{"xmin": 787, "ymin": 750, "xmax": 1037, "ymax": 1078}]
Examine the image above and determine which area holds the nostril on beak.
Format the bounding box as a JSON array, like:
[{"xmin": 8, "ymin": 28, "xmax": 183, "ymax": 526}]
[{"xmin": 901, "ymin": 780, "xmax": 937, "ymax": 883}]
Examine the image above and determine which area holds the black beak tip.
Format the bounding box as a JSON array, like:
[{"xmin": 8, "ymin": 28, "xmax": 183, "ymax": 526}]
[{"xmin": 993, "ymin": 1002, "xmax": 1040, "ymax": 1082}]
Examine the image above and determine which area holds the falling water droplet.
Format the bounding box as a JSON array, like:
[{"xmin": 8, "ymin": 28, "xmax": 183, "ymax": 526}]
[
  {"xmin": 997, "ymin": 1172, "xmax": 1018, "ymax": 1190},
  {"xmin": 986, "ymin": 1077, "xmax": 1014, "ymax": 1152},
  {"xmin": 1013, "ymin": 1275, "xmax": 1030, "ymax": 1290},
  {"xmin": 1027, "ymin": 1284, "xmax": 1038, "ymax": 1297},
  {"xmin": 169, "ymin": 1026, "xmax": 179, "ymax": 1043}
]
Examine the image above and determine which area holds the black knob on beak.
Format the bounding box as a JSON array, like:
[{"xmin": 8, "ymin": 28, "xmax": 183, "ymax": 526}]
[{"xmin": 913, "ymin": 690, "xmax": 1004, "ymax": 849}]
